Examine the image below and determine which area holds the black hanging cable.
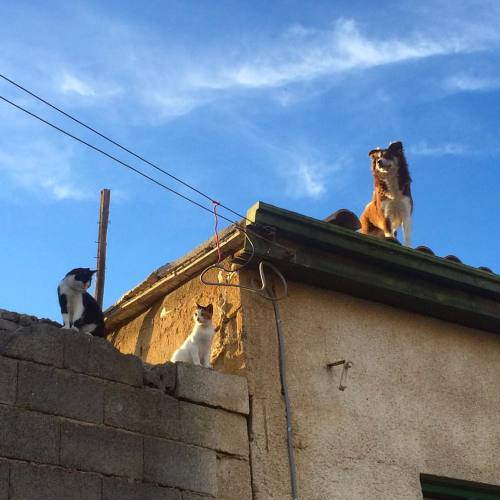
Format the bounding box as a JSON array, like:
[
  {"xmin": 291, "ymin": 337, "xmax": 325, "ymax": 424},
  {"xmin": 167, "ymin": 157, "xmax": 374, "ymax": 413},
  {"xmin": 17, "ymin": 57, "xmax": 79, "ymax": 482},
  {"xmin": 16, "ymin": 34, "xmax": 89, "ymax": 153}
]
[
  {"xmin": 0, "ymin": 90, "xmax": 295, "ymax": 257},
  {"xmin": 0, "ymin": 72, "xmax": 253, "ymax": 225},
  {"xmin": 0, "ymin": 93, "xmax": 238, "ymax": 224}
]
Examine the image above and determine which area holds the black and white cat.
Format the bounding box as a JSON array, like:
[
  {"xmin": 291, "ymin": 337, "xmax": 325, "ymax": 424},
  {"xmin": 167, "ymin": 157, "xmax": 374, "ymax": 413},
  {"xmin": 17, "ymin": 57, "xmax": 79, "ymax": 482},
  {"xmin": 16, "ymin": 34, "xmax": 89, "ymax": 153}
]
[
  {"xmin": 57, "ymin": 268, "xmax": 105, "ymax": 337},
  {"xmin": 171, "ymin": 304, "xmax": 214, "ymax": 367}
]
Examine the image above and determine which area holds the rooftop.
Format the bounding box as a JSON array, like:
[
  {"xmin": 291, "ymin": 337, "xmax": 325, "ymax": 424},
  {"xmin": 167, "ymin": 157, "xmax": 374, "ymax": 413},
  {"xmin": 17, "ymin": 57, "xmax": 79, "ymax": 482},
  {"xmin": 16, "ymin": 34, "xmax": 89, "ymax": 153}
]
[{"xmin": 105, "ymin": 202, "xmax": 500, "ymax": 334}]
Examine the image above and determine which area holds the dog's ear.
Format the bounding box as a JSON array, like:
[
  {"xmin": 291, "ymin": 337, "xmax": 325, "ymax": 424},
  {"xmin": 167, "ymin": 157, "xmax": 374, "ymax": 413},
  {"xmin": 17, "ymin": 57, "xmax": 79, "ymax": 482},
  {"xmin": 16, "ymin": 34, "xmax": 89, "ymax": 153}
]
[{"xmin": 388, "ymin": 141, "xmax": 403, "ymax": 152}]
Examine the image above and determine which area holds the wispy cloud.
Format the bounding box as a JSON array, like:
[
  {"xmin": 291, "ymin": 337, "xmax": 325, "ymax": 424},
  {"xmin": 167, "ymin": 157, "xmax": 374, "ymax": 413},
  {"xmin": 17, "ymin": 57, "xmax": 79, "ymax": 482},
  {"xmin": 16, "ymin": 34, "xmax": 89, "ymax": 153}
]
[
  {"xmin": 410, "ymin": 142, "xmax": 468, "ymax": 156},
  {"xmin": 60, "ymin": 73, "xmax": 96, "ymax": 96},
  {"xmin": 125, "ymin": 18, "xmax": 500, "ymax": 115},
  {"xmin": 1, "ymin": 5, "xmax": 499, "ymax": 204},
  {"xmin": 58, "ymin": 71, "xmax": 122, "ymax": 101},
  {"xmin": 0, "ymin": 141, "xmax": 88, "ymax": 200},
  {"xmin": 445, "ymin": 73, "xmax": 500, "ymax": 92},
  {"xmin": 212, "ymin": 19, "xmax": 477, "ymax": 90},
  {"xmin": 267, "ymin": 141, "xmax": 347, "ymax": 199},
  {"xmin": 286, "ymin": 160, "xmax": 331, "ymax": 199},
  {"xmin": 6, "ymin": 13, "xmax": 498, "ymax": 121}
]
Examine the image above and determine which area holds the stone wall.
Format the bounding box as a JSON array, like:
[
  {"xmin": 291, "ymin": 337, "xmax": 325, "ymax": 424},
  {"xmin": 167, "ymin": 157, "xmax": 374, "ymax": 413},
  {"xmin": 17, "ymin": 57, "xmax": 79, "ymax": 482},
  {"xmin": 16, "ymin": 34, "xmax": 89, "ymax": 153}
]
[{"xmin": 0, "ymin": 310, "xmax": 251, "ymax": 500}]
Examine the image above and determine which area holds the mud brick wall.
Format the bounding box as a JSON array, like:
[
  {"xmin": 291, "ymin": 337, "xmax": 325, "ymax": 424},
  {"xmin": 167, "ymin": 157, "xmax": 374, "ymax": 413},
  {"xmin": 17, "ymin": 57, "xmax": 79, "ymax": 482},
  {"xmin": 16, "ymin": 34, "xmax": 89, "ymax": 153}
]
[{"xmin": 0, "ymin": 310, "xmax": 251, "ymax": 500}]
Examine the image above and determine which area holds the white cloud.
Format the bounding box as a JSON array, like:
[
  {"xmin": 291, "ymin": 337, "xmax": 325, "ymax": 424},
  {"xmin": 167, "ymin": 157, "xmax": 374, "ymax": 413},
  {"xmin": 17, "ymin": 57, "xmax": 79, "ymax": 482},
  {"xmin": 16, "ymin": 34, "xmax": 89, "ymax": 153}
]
[
  {"xmin": 5, "ymin": 14, "xmax": 495, "ymax": 122},
  {"xmin": 446, "ymin": 74, "xmax": 500, "ymax": 92},
  {"xmin": 287, "ymin": 161, "xmax": 328, "ymax": 198},
  {"xmin": 1, "ymin": 7, "xmax": 499, "ymax": 205},
  {"xmin": 0, "ymin": 141, "xmax": 88, "ymax": 200},
  {"xmin": 193, "ymin": 19, "xmax": 493, "ymax": 91},
  {"xmin": 58, "ymin": 72, "xmax": 122, "ymax": 100},
  {"xmin": 60, "ymin": 73, "xmax": 96, "ymax": 96},
  {"xmin": 276, "ymin": 148, "xmax": 346, "ymax": 199},
  {"xmin": 122, "ymin": 17, "xmax": 497, "ymax": 120},
  {"xmin": 145, "ymin": 90, "xmax": 208, "ymax": 119},
  {"xmin": 410, "ymin": 142, "xmax": 468, "ymax": 156}
]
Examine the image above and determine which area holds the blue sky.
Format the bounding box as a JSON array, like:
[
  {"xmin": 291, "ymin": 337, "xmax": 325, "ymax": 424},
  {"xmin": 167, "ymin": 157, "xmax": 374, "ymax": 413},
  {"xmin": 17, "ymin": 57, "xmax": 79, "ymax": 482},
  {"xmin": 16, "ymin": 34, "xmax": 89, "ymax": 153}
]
[{"xmin": 1, "ymin": 0, "xmax": 499, "ymax": 321}]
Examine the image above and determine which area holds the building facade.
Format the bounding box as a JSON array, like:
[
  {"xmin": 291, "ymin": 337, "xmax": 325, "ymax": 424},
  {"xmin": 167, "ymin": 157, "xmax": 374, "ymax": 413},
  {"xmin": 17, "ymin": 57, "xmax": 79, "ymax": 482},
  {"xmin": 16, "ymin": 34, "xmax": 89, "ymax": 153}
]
[{"xmin": 106, "ymin": 202, "xmax": 500, "ymax": 500}]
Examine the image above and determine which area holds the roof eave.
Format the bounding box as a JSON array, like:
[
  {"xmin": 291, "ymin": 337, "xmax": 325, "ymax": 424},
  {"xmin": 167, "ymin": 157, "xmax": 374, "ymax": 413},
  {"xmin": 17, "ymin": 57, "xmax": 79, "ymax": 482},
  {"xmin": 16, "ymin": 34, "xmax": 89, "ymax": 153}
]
[{"xmin": 246, "ymin": 202, "xmax": 500, "ymax": 334}]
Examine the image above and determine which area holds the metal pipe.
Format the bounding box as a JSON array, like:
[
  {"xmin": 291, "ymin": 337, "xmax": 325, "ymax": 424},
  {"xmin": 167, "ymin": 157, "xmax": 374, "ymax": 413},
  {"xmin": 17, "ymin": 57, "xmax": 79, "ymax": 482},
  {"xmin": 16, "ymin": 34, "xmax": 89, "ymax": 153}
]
[{"xmin": 272, "ymin": 299, "xmax": 299, "ymax": 500}]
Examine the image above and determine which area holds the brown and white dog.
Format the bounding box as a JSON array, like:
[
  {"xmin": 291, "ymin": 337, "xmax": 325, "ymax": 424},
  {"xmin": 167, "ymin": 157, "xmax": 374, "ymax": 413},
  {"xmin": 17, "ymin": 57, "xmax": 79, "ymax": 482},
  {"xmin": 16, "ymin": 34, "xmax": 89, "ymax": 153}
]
[{"xmin": 359, "ymin": 141, "xmax": 413, "ymax": 246}]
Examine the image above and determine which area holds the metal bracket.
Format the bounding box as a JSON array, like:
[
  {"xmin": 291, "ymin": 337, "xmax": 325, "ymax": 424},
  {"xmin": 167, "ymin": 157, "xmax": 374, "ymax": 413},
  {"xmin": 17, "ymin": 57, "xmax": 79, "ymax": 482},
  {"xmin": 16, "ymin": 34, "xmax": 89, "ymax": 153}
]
[
  {"xmin": 327, "ymin": 359, "xmax": 353, "ymax": 391},
  {"xmin": 249, "ymin": 226, "xmax": 296, "ymax": 263}
]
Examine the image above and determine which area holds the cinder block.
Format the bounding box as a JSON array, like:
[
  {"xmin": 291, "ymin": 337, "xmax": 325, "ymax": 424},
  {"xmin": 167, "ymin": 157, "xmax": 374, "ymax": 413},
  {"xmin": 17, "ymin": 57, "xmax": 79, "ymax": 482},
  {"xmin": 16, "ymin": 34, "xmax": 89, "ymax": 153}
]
[
  {"xmin": 104, "ymin": 385, "xmax": 179, "ymax": 440},
  {"xmin": 0, "ymin": 356, "xmax": 17, "ymax": 404},
  {"xmin": 9, "ymin": 462, "xmax": 101, "ymax": 500},
  {"xmin": 0, "ymin": 460, "xmax": 8, "ymax": 500},
  {"xmin": 0, "ymin": 405, "xmax": 59, "ymax": 464},
  {"xmin": 103, "ymin": 477, "xmax": 180, "ymax": 500},
  {"xmin": 64, "ymin": 333, "xmax": 143, "ymax": 386},
  {"xmin": 181, "ymin": 494, "xmax": 213, "ymax": 500},
  {"xmin": 88, "ymin": 338, "xmax": 143, "ymax": 386},
  {"xmin": 0, "ymin": 310, "xmax": 19, "ymax": 321},
  {"xmin": 63, "ymin": 330, "xmax": 93, "ymax": 373},
  {"xmin": 176, "ymin": 363, "xmax": 249, "ymax": 415},
  {"xmin": 179, "ymin": 401, "xmax": 249, "ymax": 457},
  {"xmin": 60, "ymin": 421, "xmax": 143, "ymax": 479},
  {"xmin": 144, "ymin": 362, "xmax": 176, "ymax": 394},
  {"xmin": 144, "ymin": 437, "xmax": 217, "ymax": 496},
  {"xmin": 0, "ymin": 318, "xmax": 19, "ymax": 331},
  {"xmin": 17, "ymin": 362, "xmax": 104, "ymax": 423},
  {"xmin": 0, "ymin": 325, "xmax": 64, "ymax": 367},
  {"xmin": 217, "ymin": 456, "xmax": 252, "ymax": 500}
]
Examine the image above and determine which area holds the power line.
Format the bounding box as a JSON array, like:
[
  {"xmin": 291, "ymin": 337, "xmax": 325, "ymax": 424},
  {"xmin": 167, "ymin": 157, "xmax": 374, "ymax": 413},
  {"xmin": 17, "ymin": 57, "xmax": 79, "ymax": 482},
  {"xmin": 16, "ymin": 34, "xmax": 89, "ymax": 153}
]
[
  {"xmin": 0, "ymin": 89, "xmax": 294, "ymax": 257},
  {"xmin": 0, "ymin": 93, "xmax": 237, "ymax": 224},
  {"xmin": 0, "ymin": 72, "xmax": 253, "ymax": 225}
]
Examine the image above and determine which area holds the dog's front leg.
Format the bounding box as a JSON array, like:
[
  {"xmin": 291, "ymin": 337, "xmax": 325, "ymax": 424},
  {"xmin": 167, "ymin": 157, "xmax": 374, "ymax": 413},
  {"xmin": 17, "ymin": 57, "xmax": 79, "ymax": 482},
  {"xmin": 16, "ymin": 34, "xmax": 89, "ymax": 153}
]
[
  {"xmin": 382, "ymin": 217, "xmax": 394, "ymax": 239},
  {"xmin": 402, "ymin": 217, "xmax": 412, "ymax": 247}
]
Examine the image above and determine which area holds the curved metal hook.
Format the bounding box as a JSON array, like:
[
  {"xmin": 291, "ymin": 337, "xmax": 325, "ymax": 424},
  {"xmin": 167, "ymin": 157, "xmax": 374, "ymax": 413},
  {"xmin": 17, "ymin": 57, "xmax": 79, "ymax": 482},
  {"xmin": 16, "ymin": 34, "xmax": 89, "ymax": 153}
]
[{"xmin": 201, "ymin": 260, "xmax": 288, "ymax": 301}]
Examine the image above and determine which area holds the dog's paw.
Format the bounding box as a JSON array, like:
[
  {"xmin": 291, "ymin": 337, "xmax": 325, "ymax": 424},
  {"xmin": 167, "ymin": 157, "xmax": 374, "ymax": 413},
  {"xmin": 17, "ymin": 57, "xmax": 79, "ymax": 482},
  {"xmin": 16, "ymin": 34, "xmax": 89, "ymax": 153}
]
[{"xmin": 384, "ymin": 236, "xmax": 401, "ymax": 245}]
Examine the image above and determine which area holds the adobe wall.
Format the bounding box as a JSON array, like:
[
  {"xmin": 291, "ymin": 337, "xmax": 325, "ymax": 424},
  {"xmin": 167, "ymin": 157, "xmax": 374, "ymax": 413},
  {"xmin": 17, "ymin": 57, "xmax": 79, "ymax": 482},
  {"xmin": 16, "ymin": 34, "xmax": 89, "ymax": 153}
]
[
  {"xmin": 240, "ymin": 273, "xmax": 500, "ymax": 500},
  {"xmin": 0, "ymin": 309, "xmax": 251, "ymax": 500},
  {"xmin": 109, "ymin": 267, "xmax": 245, "ymax": 374}
]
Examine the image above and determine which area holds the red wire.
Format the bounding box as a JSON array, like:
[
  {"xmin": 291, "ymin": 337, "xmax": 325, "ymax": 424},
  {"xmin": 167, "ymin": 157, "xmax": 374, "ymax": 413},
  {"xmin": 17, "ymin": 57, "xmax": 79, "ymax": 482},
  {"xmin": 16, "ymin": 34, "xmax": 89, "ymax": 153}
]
[{"xmin": 212, "ymin": 200, "xmax": 222, "ymax": 263}]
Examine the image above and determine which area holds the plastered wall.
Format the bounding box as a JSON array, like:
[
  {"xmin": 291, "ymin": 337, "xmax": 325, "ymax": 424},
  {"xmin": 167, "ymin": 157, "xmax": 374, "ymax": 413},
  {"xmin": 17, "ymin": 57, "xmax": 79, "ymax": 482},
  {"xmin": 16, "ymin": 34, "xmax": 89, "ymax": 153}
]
[
  {"xmin": 108, "ymin": 266, "xmax": 500, "ymax": 500},
  {"xmin": 240, "ymin": 274, "xmax": 500, "ymax": 500},
  {"xmin": 110, "ymin": 267, "xmax": 245, "ymax": 374}
]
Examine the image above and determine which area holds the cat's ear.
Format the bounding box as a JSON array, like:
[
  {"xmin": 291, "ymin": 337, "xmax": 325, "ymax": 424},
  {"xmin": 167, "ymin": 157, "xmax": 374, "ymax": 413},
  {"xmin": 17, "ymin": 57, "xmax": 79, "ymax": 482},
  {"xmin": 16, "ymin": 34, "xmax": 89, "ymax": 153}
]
[
  {"xmin": 206, "ymin": 304, "xmax": 213, "ymax": 314},
  {"xmin": 196, "ymin": 303, "xmax": 202, "ymax": 309}
]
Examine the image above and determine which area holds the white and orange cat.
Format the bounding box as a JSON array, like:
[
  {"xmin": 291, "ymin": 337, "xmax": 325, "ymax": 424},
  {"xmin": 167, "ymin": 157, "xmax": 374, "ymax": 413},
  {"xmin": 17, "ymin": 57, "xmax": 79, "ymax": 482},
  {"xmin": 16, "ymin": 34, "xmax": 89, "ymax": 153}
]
[{"xmin": 171, "ymin": 304, "xmax": 214, "ymax": 367}]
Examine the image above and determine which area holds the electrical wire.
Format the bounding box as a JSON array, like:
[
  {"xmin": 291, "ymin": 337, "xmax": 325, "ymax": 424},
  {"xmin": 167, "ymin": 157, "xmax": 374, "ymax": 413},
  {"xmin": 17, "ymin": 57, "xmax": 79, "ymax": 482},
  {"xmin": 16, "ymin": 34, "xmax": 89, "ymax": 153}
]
[
  {"xmin": 0, "ymin": 72, "xmax": 253, "ymax": 225},
  {"xmin": 201, "ymin": 258, "xmax": 288, "ymax": 301},
  {"xmin": 273, "ymin": 298, "xmax": 299, "ymax": 500},
  {"xmin": 201, "ymin": 252, "xmax": 295, "ymax": 499},
  {"xmin": 1, "ymin": 79, "xmax": 298, "ymax": 497},
  {"xmin": 0, "ymin": 93, "xmax": 237, "ymax": 225},
  {"xmin": 0, "ymin": 88, "xmax": 293, "ymax": 258}
]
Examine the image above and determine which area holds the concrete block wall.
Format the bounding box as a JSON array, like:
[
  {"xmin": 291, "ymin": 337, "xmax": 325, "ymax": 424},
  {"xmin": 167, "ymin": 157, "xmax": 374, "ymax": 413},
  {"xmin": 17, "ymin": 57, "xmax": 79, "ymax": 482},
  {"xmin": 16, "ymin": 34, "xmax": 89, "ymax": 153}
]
[{"xmin": 0, "ymin": 310, "xmax": 252, "ymax": 500}]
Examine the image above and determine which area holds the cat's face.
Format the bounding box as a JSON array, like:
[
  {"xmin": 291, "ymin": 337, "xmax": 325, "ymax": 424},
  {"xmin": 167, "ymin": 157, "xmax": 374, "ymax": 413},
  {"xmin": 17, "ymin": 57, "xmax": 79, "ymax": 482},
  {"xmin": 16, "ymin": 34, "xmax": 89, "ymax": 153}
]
[
  {"xmin": 193, "ymin": 303, "xmax": 213, "ymax": 325},
  {"xmin": 65, "ymin": 268, "xmax": 97, "ymax": 291}
]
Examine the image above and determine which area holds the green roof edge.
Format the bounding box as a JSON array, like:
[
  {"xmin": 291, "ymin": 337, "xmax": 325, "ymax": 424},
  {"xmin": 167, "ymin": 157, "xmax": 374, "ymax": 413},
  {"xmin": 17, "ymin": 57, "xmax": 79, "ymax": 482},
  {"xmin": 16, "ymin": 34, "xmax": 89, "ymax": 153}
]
[{"xmin": 245, "ymin": 201, "xmax": 500, "ymax": 334}]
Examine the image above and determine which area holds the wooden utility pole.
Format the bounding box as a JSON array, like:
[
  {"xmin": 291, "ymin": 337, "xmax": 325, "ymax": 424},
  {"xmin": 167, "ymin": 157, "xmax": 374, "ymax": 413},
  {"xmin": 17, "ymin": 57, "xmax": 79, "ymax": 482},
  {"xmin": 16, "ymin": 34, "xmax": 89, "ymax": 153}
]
[{"xmin": 94, "ymin": 189, "xmax": 110, "ymax": 309}]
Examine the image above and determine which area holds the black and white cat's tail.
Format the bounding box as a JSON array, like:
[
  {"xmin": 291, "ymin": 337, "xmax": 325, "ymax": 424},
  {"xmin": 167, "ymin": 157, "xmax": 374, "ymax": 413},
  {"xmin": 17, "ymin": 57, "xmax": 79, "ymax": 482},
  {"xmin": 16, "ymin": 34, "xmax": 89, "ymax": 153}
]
[{"xmin": 76, "ymin": 292, "xmax": 106, "ymax": 337}]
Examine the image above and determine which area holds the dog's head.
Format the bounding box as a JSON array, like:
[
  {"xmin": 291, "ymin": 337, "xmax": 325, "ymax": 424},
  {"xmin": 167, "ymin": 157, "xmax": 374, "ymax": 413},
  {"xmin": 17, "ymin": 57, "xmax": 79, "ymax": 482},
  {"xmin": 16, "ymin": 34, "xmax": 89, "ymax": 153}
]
[{"xmin": 369, "ymin": 141, "xmax": 405, "ymax": 176}]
